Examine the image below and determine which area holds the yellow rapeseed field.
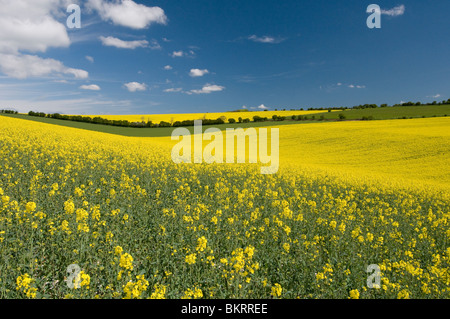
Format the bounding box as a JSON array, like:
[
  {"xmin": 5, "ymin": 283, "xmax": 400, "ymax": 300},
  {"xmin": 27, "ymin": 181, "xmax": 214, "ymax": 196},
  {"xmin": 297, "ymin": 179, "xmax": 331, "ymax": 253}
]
[
  {"xmin": 80, "ymin": 110, "xmax": 330, "ymax": 124},
  {"xmin": 0, "ymin": 116, "xmax": 449, "ymax": 299},
  {"xmin": 277, "ymin": 117, "xmax": 450, "ymax": 191}
]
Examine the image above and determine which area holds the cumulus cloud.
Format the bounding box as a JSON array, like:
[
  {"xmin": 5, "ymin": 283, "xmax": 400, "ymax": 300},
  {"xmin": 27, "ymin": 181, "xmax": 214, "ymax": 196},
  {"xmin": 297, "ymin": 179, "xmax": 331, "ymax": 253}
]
[
  {"xmin": 171, "ymin": 51, "xmax": 184, "ymax": 58},
  {"xmin": 381, "ymin": 5, "xmax": 406, "ymax": 17},
  {"xmin": 164, "ymin": 65, "xmax": 173, "ymax": 70},
  {"xmin": 99, "ymin": 36, "xmax": 159, "ymax": 49},
  {"xmin": 164, "ymin": 88, "xmax": 182, "ymax": 93},
  {"xmin": 87, "ymin": 0, "xmax": 168, "ymax": 29},
  {"xmin": 0, "ymin": 0, "xmax": 71, "ymax": 54},
  {"xmin": 189, "ymin": 69, "xmax": 209, "ymax": 77},
  {"xmin": 80, "ymin": 84, "xmax": 101, "ymax": 91},
  {"xmin": 0, "ymin": 53, "xmax": 88, "ymax": 80},
  {"xmin": 124, "ymin": 82, "xmax": 147, "ymax": 92},
  {"xmin": 86, "ymin": 56, "xmax": 95, "ymax": 63},
  {"xmin": 0, "ymin": 0, "xmax": 88, "ymax": 80},
  {"xmin": 248, "ymin": 35, "xmax": 285, "ymax": 44},
  {"xmin": 190, "ymin": 84, "xmax": 225, "ymax": 94}
]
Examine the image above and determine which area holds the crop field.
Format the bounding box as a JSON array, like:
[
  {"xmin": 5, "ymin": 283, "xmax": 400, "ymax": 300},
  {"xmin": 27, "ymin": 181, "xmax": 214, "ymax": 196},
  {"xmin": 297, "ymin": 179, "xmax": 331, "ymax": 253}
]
[
  {"xmin": 77, "ymin": 110, "xmax": 332, "ymax": 124},
  {"xmin": 0, "ymin": 115, "xmax": 449, "ymax": 299},
  {"xmin": 279, "ymin": 117, "xmax": 450, "ymax": 190},
  {"xmin": 3, "ymin": 104, "xmax": 449, "ymax": 139},
  {"xmin": 314, "ymin": 104, "xmax": 450, "ymax": 120}
]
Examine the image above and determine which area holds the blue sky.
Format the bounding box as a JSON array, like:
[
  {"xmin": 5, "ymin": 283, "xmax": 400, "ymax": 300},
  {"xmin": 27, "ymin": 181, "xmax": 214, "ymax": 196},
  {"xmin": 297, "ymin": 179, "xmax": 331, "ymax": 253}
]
[{"xmin": 0, "ymin": 0, "xmax": 449, "ymax": 115}]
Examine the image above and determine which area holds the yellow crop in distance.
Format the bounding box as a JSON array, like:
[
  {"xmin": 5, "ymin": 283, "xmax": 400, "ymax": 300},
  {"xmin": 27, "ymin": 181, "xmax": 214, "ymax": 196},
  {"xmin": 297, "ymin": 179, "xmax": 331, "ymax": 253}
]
[
  {"xmin": 277, "ymin": 117, "xmax": 450, "ymax": 191},
  {"xmin": 78, "ymin": 110, "xmax": 333, "ymax": 124},
  {"xmin": 155, "ymin": 117, "xmax": 450, "ymax": 192}
]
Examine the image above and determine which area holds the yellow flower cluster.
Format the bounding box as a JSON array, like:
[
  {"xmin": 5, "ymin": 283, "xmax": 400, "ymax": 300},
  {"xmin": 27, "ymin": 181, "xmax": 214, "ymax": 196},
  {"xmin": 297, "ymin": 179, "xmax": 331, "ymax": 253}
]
[
  {"xmin": 119, "ymin": 253, "xmax": 134, "ymax": 271},
  {"xmin": 271, "ymin": 283, "xmax": 282, "ymax": 298},
  {"xmin": 16, "ymin": 274, "xmax": 38, "ymax": 299},
  {"xmin": 74, "ymin": 271, "xmax": 91, "ymax": 290},
  {"xmin": 349, "ymin": 289, "xmax": 360, "ymax": 299},
  {"xmin": 185, "ymin": 253, "xmax": 197, "ymax": 265},
  {"xmin": 123, "ymin": 275, "xmax": 149, "ymax": 299},
  {"xmin": 196, "ymin": 236, "xmax": 208, "ymax": 252},
  {"xmin": 182, "ymin": 287, "xmax": 203, "ymax": 299},
  {"xmin": 25, "ymin": 202, "xmax": 36, "ymax": 213},
  {"xmin": 149, "ymin": 284, "xmax": 167, "ymax": 299}
]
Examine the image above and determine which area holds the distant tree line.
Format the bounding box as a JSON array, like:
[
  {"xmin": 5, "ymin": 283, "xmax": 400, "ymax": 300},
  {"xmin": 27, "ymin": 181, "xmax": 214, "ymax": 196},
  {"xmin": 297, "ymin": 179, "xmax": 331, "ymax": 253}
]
[
  {"xmin": 23, "ymin": 97, "xmax": 450, "ymax": 129},
  {"xmin": 29, "ymin": 111, "xmax": 152, "ymax": 127},
  {"xmin": 393, "ymin": 99, "xmax": 450, "ymax": 107},
  {"xmin": 172, "ymin": 118, "xmax": 226, "ymax": 127},
  {"xmin": 0, "ymin": 110, "xmax": 18, "ymax": 114},
  {"xmin": 298, "ymin": 98, "xmax": 450, "ymax": 111},
  {"xmin": 27, "ymin": 111, "xmax": 227, "ymax": 128}
]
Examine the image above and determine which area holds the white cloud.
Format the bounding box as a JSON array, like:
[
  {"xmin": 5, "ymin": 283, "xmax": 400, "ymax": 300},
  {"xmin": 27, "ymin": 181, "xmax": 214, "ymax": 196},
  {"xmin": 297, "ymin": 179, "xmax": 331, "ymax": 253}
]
[
  {"xmin": 87, "ymin": 0, "xmax": 167, "ymax": 29},
  {"xmin": 348, "ymin": 84, "xmax": 366, "ymax": 89},
  {"xmin": 67, "ymin": 68, "xmax": 89, "ymax": 79},
  {"xmin": 0, "ymin": 0, "xmax": 71, "ymax": 54},
  {"xmin": 171, "ymin": 50, "xmax": 196, "ymax": 58},
  {"xmin": 0, "ymin": 1, "xmax": 89, "ymax": 80},
  {"xmin": 86, "ymin": 56, "xmax": 94, "ymax": 63},
  {"xmin": 171, "ymin": 51, "xmax": 184, "ymax": 58},
  {"xmin": 80, "ymin": 84, "xmax": 101, "ymax": 91},
  {"xmin": 164, "ymin": 88, "xmax": 182, "ymax": 93},
  {"xmin": 381, "ymin": 5, "xmax": 406, "ymax": 17},
  {"xmin": 190, "ymin": 84, "xmax": 225, "ymax": 94},
  {"xmin": 164, "ymin": 65, "xmax": 173, "ymax": 70},
  {"xmin": 248, "ymin": 35, "xmax": 285, "ymax": 44},
  {"xmin": 428, "ymin": 94, "xmax": 441, "ymax": 99},
  {"xmin": 0, "ymin": 53, "xmax": 88, "ymax": 80},
  {"xmin": 99, "ymin": 36, "xmax": 155, "ymax": 49},
  {"xmin": 189, "ymin": 69, "xmax": 209, "ymax": 77},
  {"xmin": 124, "ymin": 82, "xmax": 147, "ymax": 92},
  {"xmin": 242, "ymin": 105, "xmax": 247, "ymax": 109},
  {"xmin": 250, "ymin": 104, "xmax": 269, "ymax": 110}
]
